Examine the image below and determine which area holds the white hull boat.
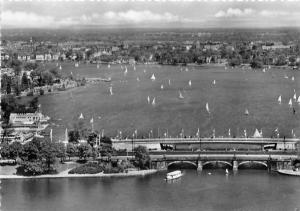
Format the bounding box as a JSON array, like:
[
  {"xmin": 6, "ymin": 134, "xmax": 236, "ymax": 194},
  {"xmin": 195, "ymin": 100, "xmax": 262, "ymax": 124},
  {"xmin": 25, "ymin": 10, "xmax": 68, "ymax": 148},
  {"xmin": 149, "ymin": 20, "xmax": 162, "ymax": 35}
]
[{"xmin": 165, "ymin": 170, "xmax": 183, "ymax": 180}]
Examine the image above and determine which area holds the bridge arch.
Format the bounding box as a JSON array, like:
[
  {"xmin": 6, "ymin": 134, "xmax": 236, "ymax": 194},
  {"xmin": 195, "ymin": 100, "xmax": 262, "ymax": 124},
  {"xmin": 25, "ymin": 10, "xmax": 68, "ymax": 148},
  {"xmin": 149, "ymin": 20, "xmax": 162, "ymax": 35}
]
[
  {"xmin": 202, "ymin": 161, "xmax": 233, "ymax": 169},
  {"xmin": 238, "ymin": 161, "xmax": 268, "ymax": 169},
  {"xmin": 167, "ymin": 161, "xmax": 197, "ymax": 169}
]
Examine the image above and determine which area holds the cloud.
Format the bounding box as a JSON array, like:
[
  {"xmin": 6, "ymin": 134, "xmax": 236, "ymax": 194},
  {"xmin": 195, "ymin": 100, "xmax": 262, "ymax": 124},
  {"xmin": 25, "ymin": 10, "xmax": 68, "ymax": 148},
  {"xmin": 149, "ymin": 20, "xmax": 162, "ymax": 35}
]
[
  {"xmin": 2, "ymin": 10, "xmax": 189, "ymax": 28},
  {"xmin": 215, "ymin": 8, "xmax": 254, "ymax": 18},
  {"xmin": 260, "ymin": 10, "xmax": 289, "ymax": 17},
  {"xmin": 102, "ymin": 10, "xmax": 185, "ymax": 24},
  {"xmin": 2, "ymin": 10, "xmax": 77, "ymax": 28}
]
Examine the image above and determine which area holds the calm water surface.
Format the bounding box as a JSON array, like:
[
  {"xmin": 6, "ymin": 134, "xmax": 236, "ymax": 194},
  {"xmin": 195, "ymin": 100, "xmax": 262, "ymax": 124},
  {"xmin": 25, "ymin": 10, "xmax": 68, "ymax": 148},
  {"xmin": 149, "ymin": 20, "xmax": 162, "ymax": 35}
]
[{"xmin": 2, "ymin": 170, "xmax": 300, "ymax": 211}]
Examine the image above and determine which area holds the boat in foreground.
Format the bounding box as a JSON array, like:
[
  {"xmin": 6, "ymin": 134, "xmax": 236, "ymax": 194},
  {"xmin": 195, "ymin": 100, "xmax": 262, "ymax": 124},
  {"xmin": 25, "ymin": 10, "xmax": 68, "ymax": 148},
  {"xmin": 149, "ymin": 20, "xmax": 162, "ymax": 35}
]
[
  {"xmin": 165, "ymin": 170, "xmax": 183, "ymax": 180},
  {"xmin": 277, "ymin": 169, "xmax": 300, "ymax": 176}
]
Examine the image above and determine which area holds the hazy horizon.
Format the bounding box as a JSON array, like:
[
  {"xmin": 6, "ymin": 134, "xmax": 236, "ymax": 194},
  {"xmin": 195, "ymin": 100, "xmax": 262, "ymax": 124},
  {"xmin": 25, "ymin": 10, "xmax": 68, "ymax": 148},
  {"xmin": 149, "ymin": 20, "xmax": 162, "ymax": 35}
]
[{"xmin": 2, "ymin": 1, "xmax": 300, "ymax": 29}]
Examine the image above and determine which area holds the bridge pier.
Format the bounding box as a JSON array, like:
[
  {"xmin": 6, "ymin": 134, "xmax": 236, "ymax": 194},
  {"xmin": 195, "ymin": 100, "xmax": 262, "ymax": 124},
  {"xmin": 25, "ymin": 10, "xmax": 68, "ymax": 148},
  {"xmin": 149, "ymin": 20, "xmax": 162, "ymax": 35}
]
[
  {"xmin": 233, "ymin": 160, "xmax": 238, "ymax": 171},
  {"xmin": 197, "ymin": 161, "xmax": 203, "ymax": 171},
  {"xmin": 156, "ymin": 161, "xmax": 167, "ymax": 170}
]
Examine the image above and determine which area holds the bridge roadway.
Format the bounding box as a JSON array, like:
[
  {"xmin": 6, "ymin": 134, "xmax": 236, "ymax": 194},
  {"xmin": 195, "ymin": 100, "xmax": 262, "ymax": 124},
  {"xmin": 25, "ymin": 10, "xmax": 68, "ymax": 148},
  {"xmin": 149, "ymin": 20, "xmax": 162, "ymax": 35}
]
[
  {"xmin": 112, "ymin": 137, "xmax": 300, "ymax": 145},
  {"xmin": 114, "ymin": 151, "xmax": 299, "ymax": 162}
]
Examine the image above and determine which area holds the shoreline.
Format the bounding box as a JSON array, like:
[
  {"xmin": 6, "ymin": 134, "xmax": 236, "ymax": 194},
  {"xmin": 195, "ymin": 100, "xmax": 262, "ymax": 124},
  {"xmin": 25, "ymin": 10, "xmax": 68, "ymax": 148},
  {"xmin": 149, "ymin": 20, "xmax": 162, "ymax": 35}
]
[{"xmin": 0, "ymin": 169, "xmax": 157, "ymax": 180}]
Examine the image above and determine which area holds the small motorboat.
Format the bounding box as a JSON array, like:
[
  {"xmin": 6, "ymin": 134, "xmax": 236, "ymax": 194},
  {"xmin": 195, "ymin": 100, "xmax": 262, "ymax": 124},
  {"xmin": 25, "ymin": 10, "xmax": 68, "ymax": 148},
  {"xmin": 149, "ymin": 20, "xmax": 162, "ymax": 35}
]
[{"xmin": 165, "ymin": 170, "xmax": 183, "ymax": 180}]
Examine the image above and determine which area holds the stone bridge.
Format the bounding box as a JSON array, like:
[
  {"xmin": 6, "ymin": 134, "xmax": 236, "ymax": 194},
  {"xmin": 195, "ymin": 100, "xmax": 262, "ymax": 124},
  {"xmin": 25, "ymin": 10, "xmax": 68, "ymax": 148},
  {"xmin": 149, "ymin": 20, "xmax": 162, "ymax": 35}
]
[{"xmin": 149, "ymin": 153, "xmax": 295, "ymax": 171}]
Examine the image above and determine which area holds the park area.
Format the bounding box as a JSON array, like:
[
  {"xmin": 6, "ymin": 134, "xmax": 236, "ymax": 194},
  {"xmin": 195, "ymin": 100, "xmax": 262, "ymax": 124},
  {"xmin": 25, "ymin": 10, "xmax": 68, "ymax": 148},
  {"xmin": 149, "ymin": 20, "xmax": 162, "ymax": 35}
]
[{"xmin": 38, "ymin": 62, "xmax": 299, "ymax": 141}]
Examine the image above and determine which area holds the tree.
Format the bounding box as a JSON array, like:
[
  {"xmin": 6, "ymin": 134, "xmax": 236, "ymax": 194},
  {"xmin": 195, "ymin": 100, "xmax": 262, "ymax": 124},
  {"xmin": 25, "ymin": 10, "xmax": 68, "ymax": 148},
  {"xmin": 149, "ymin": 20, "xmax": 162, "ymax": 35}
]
[
  {"xmin": 20, "ymin": 138, "xmax": 42, "ymax": 161},
  {"xmin": 0, "ymin": 141, "xmax": 10, "ymax": 159},
  {"xmin": 250, "ymin": 56, "xmax": 263, "ymax": 69},
  {"xmin": 87, "ymin": 132, "xmax": 98, "ymax": 147},
  {"xmin": 68, "ymin": 130, "xmax": 80, "ymax": 144},
  {"xmin": 77, "ymin": 143, "xmax": 92, "ymax": 160},
  {"xmin": 8, "ymin": 141, "xmax": 23, "ymax": 161},
  {"xmin": 17, "ymin": 161, "xmax": 44, "ymax": 176},
  {"xmin": 276, "ymin": 55, "xmax": 287, "ymax": 66},
  {"xmin": 40, "ymin": 140, "xmax": 59, "ymax": 171},
  {"xmin": 134, "ymin": 145, "xmax": 150, "ymax": 169},
  {"xmin": 56, "ymin": 142, "xmax": 66, "ymax": 162},
  {"xmin": 21, "ymin": 73, "xmax": 29, "ymax": 91},
  {"xmin": 66, "ymin": 143, "xmax": 77, "ymax": 160}
]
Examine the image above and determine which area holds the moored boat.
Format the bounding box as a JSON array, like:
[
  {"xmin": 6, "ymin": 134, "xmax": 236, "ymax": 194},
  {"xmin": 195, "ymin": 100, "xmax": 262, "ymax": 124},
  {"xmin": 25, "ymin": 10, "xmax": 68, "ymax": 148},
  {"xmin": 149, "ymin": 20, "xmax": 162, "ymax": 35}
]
[
  {"xmin": 165, "ymin": 170, "xmax": 183, "ymax": 180},
  {"xmin": 277, "ymin": 169, "xmax": 300, "ymax": 176}
]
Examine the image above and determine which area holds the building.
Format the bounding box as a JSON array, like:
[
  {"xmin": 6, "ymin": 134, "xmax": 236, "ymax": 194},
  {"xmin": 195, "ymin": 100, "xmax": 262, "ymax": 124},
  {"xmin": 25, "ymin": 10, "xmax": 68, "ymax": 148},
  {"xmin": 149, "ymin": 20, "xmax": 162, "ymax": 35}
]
[{"xmin": 9, "ymin": 112, "xmax": 50, "ymax": 131}]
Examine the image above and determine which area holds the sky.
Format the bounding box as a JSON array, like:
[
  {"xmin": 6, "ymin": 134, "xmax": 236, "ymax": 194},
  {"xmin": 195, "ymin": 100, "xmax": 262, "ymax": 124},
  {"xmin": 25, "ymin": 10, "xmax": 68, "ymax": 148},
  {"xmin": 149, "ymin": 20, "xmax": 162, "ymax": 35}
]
[{"xmin": 2, "ymin": 1, "xmax": 300, "ymax": 29}]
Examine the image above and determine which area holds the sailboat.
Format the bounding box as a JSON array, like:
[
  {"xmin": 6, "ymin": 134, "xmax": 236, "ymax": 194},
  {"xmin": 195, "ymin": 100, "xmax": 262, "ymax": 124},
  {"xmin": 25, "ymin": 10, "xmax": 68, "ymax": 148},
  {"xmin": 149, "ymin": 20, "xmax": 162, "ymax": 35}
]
[
  {"xmin": 213, "ymin": 80, "xmax": 216, "ymax": 85},
  {"xmin": 179, "ymin": 91, "xmax": 184, "ymax": 99},
  {"xmin": 188, "ymin": 80, "xmax": 192, "ymax": 87},
  {"xmin": 278, "ymin": 95, "xmax": 282, "ymax": 104},
  {"xmin": 152, "ymin": 97, "xmax": 156, "ymax": 106},
  {"xmin": 79, "ymin": 113, "xmax": 84, "ymax": 119},
  {"xmin": 228, "ymin": 128, "xmax": 231, "ymax": 137},
  {"xmin": 291, "ymin": 76, "xmax": 295, "ymax": 81},
  {"xmin": 137, "ymin": 77, "xmax": 140, "ymax": 82},
  {"xmin": 124, "ymin": 67, "xmax": 128, "ymax": 75},
  {"xmin": 75, "ymin": 62, "xmax": 79, "ymax": 67},
  {"xmin": 108, "ymin": 64, "xmax": 111, "ymax": 68},
  {"xmin": 289, "ymin": 98, "xmax": 293, "ymax": 107},
  {"xmin": 293, "ymin": 93, "xmax": 297, "ymax": 100},
  {"xmin": 168, "ymin": 79, "xmax": 171, "ymax": 86},
  {"xmin": 253, "ymin": 128, "xmax": 262, "ymax": 138},
  {"xmin": 225, "ymin": 169, "xmax": 229, "ymax": 175},
  {"xmin": 109, "ymin": 86, "xmax": 113, "ymax": 95},
  {"xmin": 206, "ymin": 103, "xmax": 210, "ymax": 114},
  {"xmin": 59, "ymin": 65, "xmax": 62, "ymax": 70},
  {"xmin": 185, "ymin": 67, "xmax": 189, "ymax": 72},
  {"xmin": 147, "ymin": 96, "xmax": 150, "ymax": 104},
  {"xmin": 244, "ymin": 109, "xmax": 249, "ymax": 115},
  {"xmin": 161, "ymin": 84, "xmax": 164, "ymax": 90},
  {"xmin": 151, "ymin": 74, "xmax": 156, "ymax": 81},
  {"xmin": 297, "ymin": 96, "xmax": 300, "ymax": 104},
  {"xmin": 262, "ymin": 68, "xmax": 266, "ymax": 73}
]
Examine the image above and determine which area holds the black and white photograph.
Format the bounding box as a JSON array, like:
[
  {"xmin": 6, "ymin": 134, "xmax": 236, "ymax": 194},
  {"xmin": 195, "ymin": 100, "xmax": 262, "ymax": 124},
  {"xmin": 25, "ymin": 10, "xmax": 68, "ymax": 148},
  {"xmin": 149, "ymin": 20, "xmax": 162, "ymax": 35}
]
[{"xmin": 1, "ymin": 0, "xmax": 300, "ymax": 210}]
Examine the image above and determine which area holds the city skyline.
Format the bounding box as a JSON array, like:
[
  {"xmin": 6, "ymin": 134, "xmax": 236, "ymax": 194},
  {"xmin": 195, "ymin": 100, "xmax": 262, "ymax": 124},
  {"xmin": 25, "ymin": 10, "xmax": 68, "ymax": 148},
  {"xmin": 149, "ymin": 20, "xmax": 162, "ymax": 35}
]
[{"xmin": 2, "ymin": 1, "xmax": 300, "ymax": 29}]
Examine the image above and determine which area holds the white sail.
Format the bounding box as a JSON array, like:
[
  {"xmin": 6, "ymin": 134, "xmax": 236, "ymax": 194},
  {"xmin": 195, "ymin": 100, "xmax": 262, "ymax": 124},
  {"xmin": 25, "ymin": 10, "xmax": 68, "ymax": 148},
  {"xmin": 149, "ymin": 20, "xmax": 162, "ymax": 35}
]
[
  {"xmin": 185, "ymin": 67, "xmax": 189, "ymax": 72},
  {"xmin": 108, "ymin": 64, "xmax": 111, "ymax": 68},
  {"xmin": 168, "ymin": 79, "xmax": 171, "ymax": 86},
  {"xmin": 65, "ymin": 128, "xmax": 69, "ymax": 144},
  {"xmin": 137, "ymin": 77, "xmax": 140, "ymax": 82},
  {"xmin": 188, "ymin": 80, "xmax": 192, "ymax": 87},
  {"xmin": 109, "ymin": 86, "xmax": 113, "ymax": 95},
  {"xmin": 262, "ymin": 68, "xmax": 266, "ymax": 73},
  {"xmin": 179, "ymin": 91, "xmax": 184, "ymax": 99},
  {"xmin": 151, "ymin": 74, "xmax": 156, "ymax": 81},
  {"xmin": 291, "ymin": 76, "xmax": 295, "ymax": 81},
  {"xmin": 228, "ymin": 128, "xmax": 231, "ymax": 137},
  {"xmin": 253, "ymin": 128, "xmax": 262, "ymax": 138},
  {"xmin": 278, "ymin": 95, "xmax": 282, "ymax": 104},
  {"xmin": 59, "ymin": 65, "xmax": 62, "ymax": 70},
  {"xmin": 293, "ymin": 93, "xmax": 297, "ymax": 100},
  {"xmin": 79, "ymin": 113, "xmax": 84, "ymax": 119},
  {"xmin": 297, "ymin": 96, "xmax": 300, "ymax": 103},
  {"xmin": 152, "ymin": 97, "xmax": 156, "ymax": 106},
  {"xmin": 206, "ymin": 103, "xmax": 210, "ymax": 114},
  {"xmin": 124, "ymin": 68, "xmax": 128, "ymax": 75},
  {"xmin": 289, "ymin": 98, "xmax": 293, "ymax": 107},
  {"xmin": 147, "ymin": 96, "xmax": 150, "ymax": 104},
  {"xmin": 245, "ymin": 109, "xmax": 249, "ymax": 115},
  {"xmin": 161, "ymin": 84, "xmax": 164, "ymax": 90},
  {"xmin": 213, "ymin": 80, "xmax": 216, "ymax": 85}
]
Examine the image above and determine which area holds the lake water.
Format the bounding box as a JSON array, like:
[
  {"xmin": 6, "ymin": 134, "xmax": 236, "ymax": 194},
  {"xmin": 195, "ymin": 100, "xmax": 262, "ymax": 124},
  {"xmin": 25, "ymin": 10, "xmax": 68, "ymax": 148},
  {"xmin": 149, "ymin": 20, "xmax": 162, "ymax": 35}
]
[
  {"xmin": 2, "ymin": 170, "xmax": 300, "ymax": 211},
  {"xmin": 33, "ymin": 63, "xmax": 299, "ymax": 141}
]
